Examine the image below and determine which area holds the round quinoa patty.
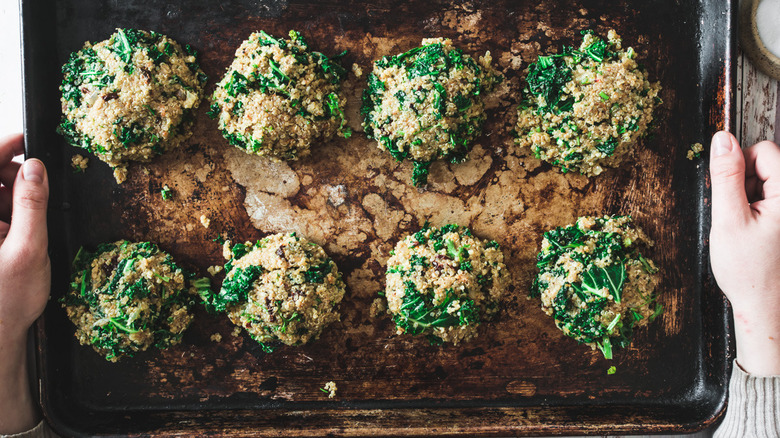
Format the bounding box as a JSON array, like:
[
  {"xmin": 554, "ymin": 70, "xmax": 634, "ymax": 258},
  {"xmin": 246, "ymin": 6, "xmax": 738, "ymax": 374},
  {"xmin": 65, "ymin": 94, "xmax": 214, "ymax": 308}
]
[
  {"xmin": 362, "ymin": 38, "xmax": 501, "ymax": 187},
  {"xmin": 61, "ymin": 241, "xmax": 202, "ymax": 362},
  {"xmin": 57, "ymin": 29, "xmax": 207, "ymax": 183},
  {"xmin": 531, "ymin": 215, "xmax": 661, "ymax": 359},
  {"xmin": 209, "ymin": 30, "xmax": 350, "ymax": 160},
  {"xmin": 204, "ymin": 233, "xmax": 346, "ymax": 351},
  {"xmin": 384, "ymin": 223, "xmax": 509, "ymax": 345},
  {"xmin": 516, "ymin": 30, "xmax": 661, "ymax": 176}
]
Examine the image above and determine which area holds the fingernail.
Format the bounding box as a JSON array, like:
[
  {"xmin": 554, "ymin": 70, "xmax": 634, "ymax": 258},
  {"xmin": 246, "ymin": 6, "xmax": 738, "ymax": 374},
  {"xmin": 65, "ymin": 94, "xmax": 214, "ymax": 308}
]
[
  {"xmin": 23, "ymin": 159, "xmax": 44, "ymax": 183},
  {"xmin": 712, "ymin": 131, "xmax": 734, "ymax": 157}
]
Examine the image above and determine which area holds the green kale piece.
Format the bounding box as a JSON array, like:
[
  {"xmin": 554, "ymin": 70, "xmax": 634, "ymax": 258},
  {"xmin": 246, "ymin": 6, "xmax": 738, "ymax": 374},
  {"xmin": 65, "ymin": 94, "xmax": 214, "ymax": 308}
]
[
  {"xmin": 268, "ymin": 58, "xmax": 293, "ymax": 85},
  {"xmin": 108, "ymin": 316, "xmax": 139, "ymax": 334},
  {"xmin": 535, "ymin": 225, "xmax": 585, "ymax": 268},
  {"xmin": 114, "ymin": 122, "xmax": 144, "ymax": 146},
  {"xmin": 129, "ymin": 241, "xmax": 159, "ymax": 258},
  {"xmin": 112, "ymin": 28, "xmax": 135, "ymax": 65},
  {"xmin": 219, "ymin": 129, "xmax": 259, "ymax": 153},
  {"xmin": 485, "ymin": 240, "xmax": 500, "ymax": 250},
  {"xmin": 406, "ymin": 43, "xmax": 449, "ymax": 78},
  {"xmin": 522, "ymin": 31, "xmax": 619, "ymax": 117},
  {"xmin": 304, "ymin": 259, "xmax": 334, "ymax": 284},
  {"xmin": 453, "ymin": 93, "xmax": 472, "ymax": 112},
  {"xmin": 278, "ymin": 312, "xmax": 301, "ymax": 334},
  {"xmin": 225, "ymin": 71, "xmax": 251, "ymax": 97},
  {"xmin": 60, "ymin": 47, "xmax": 114, "ymax": 110},
  {"xmin": 231, "ymin": 242, "xmax": 250, "ymax": 259},
  {"xmin": 360, "ymin": 73, "xmax": 385, "ymax": 138},
  {"xmin": 111, "ymin": 29, "xmax": 162, "ymax": 73},
  {"xmin": 210, "ymin": 265, "xmax": 264, "ymax": 312},
  {"xmin": 525, "ymin": 54, "xmax": 573, "ymax": 114},
  {"xmin": 160, "ymin": 186, "xmax": 173, "ymax": 200},
  {"xmin": 251, "ymin": 69, "xmax": 289, "ymax": 97},
  {"xmin": 578, "ymin": 30, "xmax": 618, "ymax": 63},
  {"xmin": 190, "ymin": 277, "xmax": 212, "ymax": 304},
  {"xmin": 147, "ymin": 41, "xmax": 173, "ymax": 64},
  {"xmin": 121, "ymin": 278, "xmax": 150, "ymax": 300},
  {"xmin": 71, "ymin": 246, "xmax": 92, "ymax": 271},
  {"xmin": 411, "ymin": 161, "xmax": 432, "ymax": 187},
  {"xmin": 258, "ymin": 30, "xmax": 287, "ymax": 47},
  {"xmin": 223, "ymin": 242, "xmax": 252, "ymax": 273},
  {"xmin": 409, "ymin": 255, "xmax": 429, "ymax": 270},
  {"xmin": 311, "ymin": 49, "xmax": 348, "ymax": 83},
  {"xmin": 476, "ymin": 273, "xmax": 492, "ymax": 289},
  {"xmin": 578, "ymin": 263, "xmax": 626, "ymax": 303},
  {"xmin": 323, "ymin": 92, "xmax": 350, "ymax": 136},
  {"xmin": 413, "ymin": 223, "xmax": 430, "ymax": 244},
  {"xmin": 596, "ymin": 137, "xmax": 619, "ymax": 156},
  {"xmin": 57, "ymin": 120, "xmax": 89, "ymax": 151},
  {"xmin": 393, "ymin": 282, "xmax": 479, "ymax": 337},
  {"xmin": 90, "ymin": 327, "xmax": 135, "ymax": 361},
  {"xmin": 257, "ymin": 340, "xmax": 277, "ymax": 353},
  {"xmin": 63, "ymin": 269, "xmax": 98, "ymax": 308}
]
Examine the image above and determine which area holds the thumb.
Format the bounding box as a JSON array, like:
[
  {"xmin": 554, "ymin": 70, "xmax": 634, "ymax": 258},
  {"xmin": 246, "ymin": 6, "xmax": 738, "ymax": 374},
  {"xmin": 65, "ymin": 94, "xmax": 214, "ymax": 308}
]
[
  {"xmin": 710, "ymin": 131, "xmax": 750, "ymax": 227},
  {"xmin": 6, "ymin": 159, "xmax": 49, "ymax": 253}
]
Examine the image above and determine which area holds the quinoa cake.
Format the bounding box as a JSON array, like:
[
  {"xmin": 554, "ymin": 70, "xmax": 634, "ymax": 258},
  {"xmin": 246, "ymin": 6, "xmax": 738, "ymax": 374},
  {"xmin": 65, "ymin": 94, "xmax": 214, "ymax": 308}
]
[
  {"xmin": 530, "ymin": 215, "xmax": 662, "ymax": 359},
  {"xmin": 57, "ymin": 29, "xmax": 207, "ymax": 183},
  {"xmin": 61, "ymin": 241, "xmax": 203, "ymax": 362},
  {"xmin": 384, "ymin": 223, "xmax": 509, "ymax": 345},
  {"xmin": 204, "ymin": 233, "xmax": 346, "ymax": 352},
  {"xmin": 209, "ymin": 30, "xmax": 350, "ymax": 160},
  {"xmin": 362, "ymin": 38, "xmax": 501, "ymax": 187},
  {"xmin": 516, "ymin": 30, "xmax": 662, "ymax": 176}
]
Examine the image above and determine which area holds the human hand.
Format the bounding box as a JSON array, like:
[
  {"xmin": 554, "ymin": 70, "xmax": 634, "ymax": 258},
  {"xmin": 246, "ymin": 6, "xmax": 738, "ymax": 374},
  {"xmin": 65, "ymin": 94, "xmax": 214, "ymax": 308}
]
[
  {"xmin": 0, "ymin": 133, "xmax": 50, "ymax": 434},
  {"xmin": 709, "ymin": 130, "xmax": 780, "ymax": 376},
  {"xmin": 0, "ymin": 133, "xmax": 50, "ymax": 342}
]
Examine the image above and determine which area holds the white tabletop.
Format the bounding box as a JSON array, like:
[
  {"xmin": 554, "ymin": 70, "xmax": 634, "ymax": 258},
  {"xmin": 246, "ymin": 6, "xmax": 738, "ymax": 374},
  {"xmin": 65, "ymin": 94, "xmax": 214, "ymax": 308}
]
[{"xmin": 0, "ymin": 0, "xmax": 23, "ymax": 139}]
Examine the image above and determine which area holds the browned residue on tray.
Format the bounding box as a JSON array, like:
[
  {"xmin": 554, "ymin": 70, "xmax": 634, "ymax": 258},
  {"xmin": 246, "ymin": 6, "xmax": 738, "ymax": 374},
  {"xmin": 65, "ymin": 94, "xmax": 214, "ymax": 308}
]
[{"xmin": 91, "ymin": 2, "xmax": 690, "ymax": 406}]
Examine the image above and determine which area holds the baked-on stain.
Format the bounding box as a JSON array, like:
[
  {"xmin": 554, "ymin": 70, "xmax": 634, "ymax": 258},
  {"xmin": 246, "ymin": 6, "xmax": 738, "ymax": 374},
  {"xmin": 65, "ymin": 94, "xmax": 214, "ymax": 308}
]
[{"xmin": 109, "ymin": 11, "xmax": 682, "ymax": 402}]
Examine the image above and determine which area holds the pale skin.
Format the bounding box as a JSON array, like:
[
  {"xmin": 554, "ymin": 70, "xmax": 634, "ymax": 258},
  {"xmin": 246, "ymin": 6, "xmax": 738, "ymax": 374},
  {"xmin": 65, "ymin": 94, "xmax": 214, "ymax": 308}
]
[
  {"xmin": 0, "ymin": 133, "xmax": 50, "ymax": 435},
  {"xmin": 709, "ymin": 130, "xmax": 780, "ymax": 376},
  {"xmin": 0, "ymin": 130, "xmax": 778, "ymax": 434}
]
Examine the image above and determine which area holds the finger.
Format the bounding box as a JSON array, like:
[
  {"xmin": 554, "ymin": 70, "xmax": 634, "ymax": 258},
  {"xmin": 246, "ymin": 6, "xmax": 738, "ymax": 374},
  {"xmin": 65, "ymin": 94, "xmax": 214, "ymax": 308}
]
[
  {"xmin": 743, "ymin": 141, "xmax": 780, "ymax": 201},
  {"xmin": 0, "ymin": 186, "xmax": 11, "ymax": 221},
  {"xmin": 5, "ymin": 159, "xmax": 49, "ymax": 255},
  {"xmin": 710, "ymin": 131, "xmax": 751, "ymax": 227},
  {"xmin": 0, "ymin": 160, "xmax": 20, "ymax": 187},
  {"xmin": 0, "ymin": 133, "xmax": 24, "ymax": 168}
]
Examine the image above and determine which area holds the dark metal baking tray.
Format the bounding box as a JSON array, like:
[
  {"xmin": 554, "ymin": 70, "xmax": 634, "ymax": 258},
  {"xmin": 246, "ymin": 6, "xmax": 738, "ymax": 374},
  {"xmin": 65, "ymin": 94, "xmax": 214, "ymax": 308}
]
[{"xmin": 22, "ymin": 0, "xmax": 735, "ymax": 436}]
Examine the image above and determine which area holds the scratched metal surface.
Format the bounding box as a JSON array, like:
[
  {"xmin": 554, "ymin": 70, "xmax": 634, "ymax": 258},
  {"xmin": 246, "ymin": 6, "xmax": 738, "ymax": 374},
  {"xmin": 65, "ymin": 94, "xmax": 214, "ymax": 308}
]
[{"xmin": 23, "ymin": 0, "xmax": 734, "ymax": 436}]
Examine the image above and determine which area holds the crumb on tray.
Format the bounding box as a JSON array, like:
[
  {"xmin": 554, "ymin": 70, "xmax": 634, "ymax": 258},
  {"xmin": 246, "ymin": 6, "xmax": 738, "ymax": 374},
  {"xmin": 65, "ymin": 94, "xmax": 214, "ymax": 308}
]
[
  {"xmin": 687, "ymin": 142, "xmax": 703, "ymax": 160},
  {"xmin": 352, "ymin": 63, "xmax": 363, "ymax": 78},
  {"xmin": 321, "ymin": 381, "xmax": 338, "ymax": 398},
  {"xmin": 200, "ymin": 214, "xmax": 211, "ymax": 228},
  {"xmin": 369, "ymin": 297, "xmax": 386, "ymax": 318},
  {"xmin": 71, "ymin": 154, "xmax": 89, "ymax": 173}
]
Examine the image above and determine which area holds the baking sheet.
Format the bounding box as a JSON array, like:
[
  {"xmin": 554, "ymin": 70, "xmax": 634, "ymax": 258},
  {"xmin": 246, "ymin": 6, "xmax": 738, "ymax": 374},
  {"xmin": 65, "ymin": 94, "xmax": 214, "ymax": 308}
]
[{"xmin": 22, "ymin": 0, "xmax": 734, "ymax": 435}]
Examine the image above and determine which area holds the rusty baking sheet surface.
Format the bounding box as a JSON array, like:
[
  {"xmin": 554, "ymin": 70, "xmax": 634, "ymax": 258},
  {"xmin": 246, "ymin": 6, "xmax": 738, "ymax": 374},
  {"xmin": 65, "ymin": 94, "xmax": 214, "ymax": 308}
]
[{"xmin": 23, "ymin": 0, "xmax": 734, "ymax": 436}]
